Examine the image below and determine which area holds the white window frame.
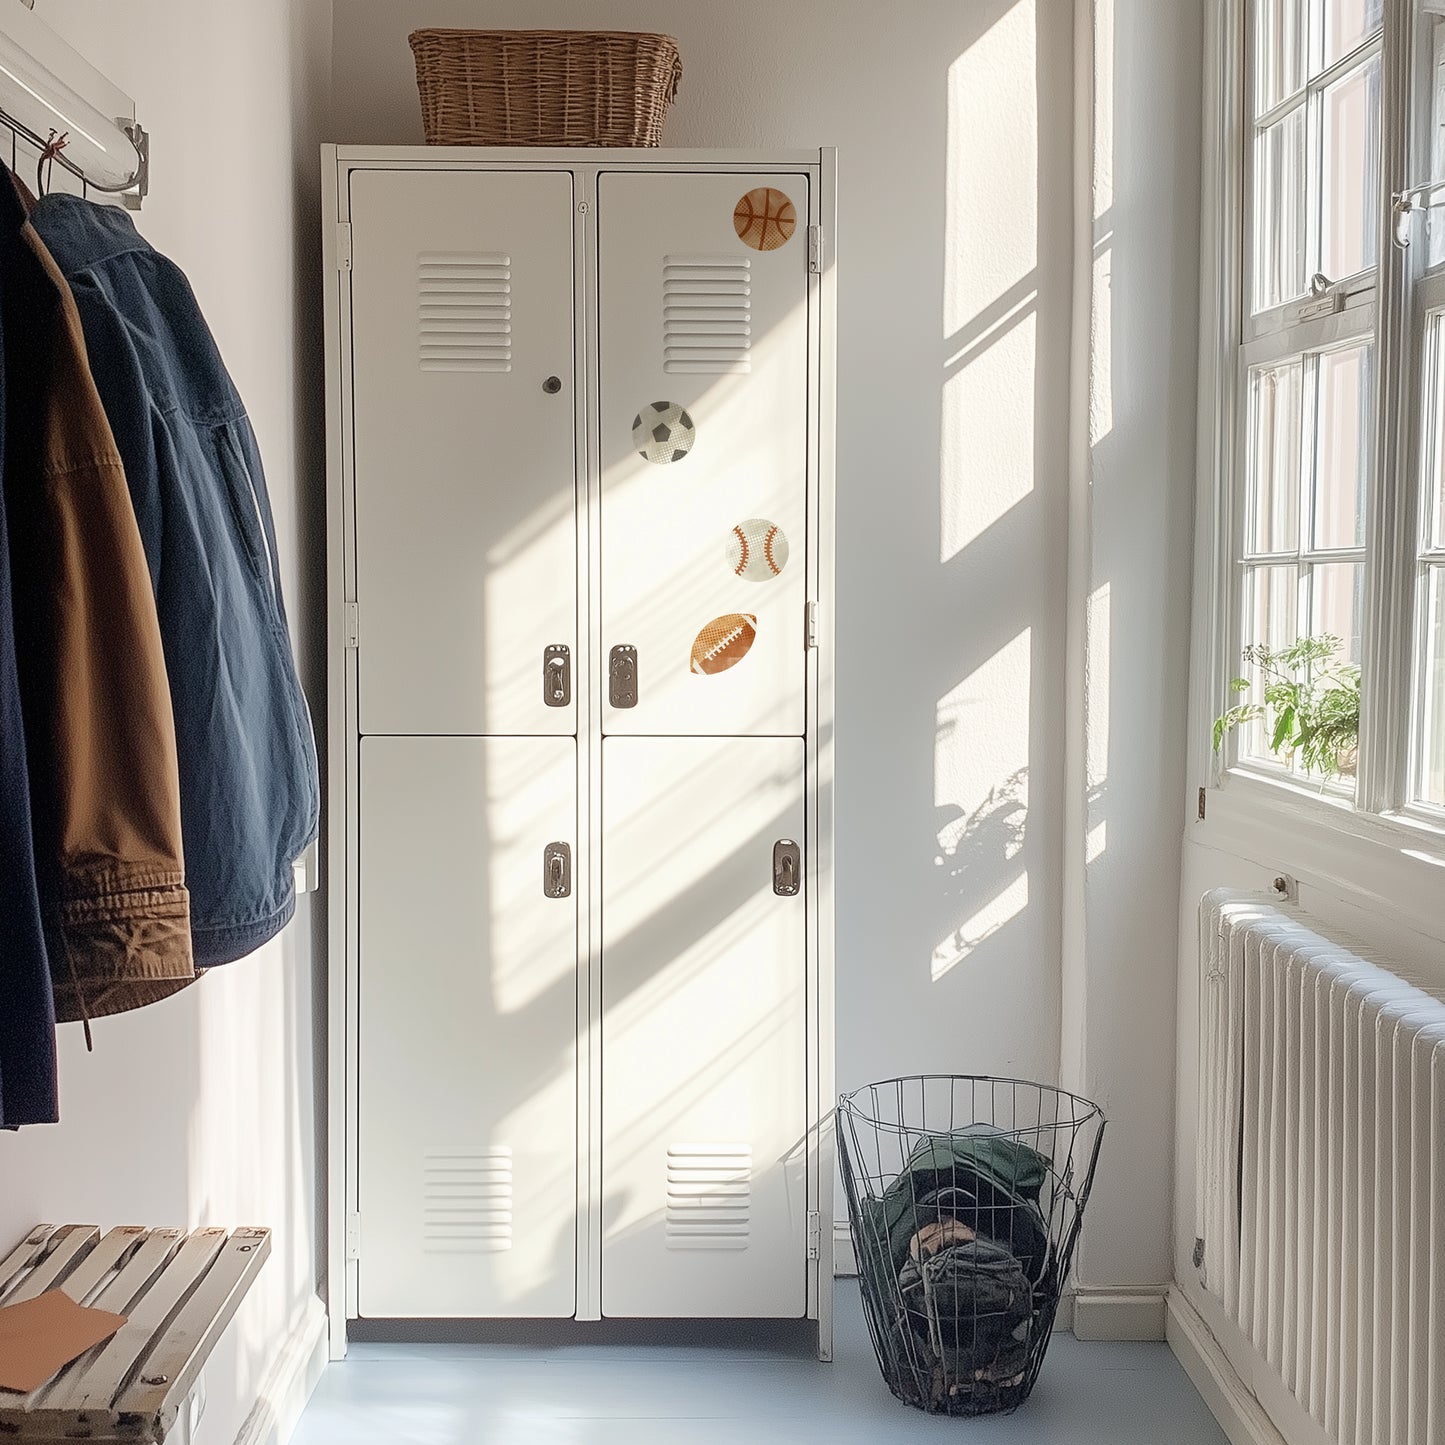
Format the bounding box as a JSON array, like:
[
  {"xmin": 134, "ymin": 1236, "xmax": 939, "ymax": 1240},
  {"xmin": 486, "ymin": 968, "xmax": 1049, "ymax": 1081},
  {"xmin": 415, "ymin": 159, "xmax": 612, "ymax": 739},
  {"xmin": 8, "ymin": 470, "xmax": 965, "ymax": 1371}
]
[{"xmin": 1193, "ymin": 0, "xmax": 1445, "ymax": 854}]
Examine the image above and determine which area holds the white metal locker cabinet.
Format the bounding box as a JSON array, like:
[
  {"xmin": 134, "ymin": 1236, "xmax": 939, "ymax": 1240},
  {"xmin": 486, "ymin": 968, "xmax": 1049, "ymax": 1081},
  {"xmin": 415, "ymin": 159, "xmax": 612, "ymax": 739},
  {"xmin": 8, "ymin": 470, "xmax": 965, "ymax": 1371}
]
[
  {"xmin": 349, "ymin": 170, "xmax": 578, "ymax": 736},
  {"xmin": 597, "ymin": 172, "xmax": 810, "ymax": 737},
  {"xmin": 600, "ymin": 736, "xmax": 808, "ymax": 1317},
  {"xmin": 357, "ymin": 735, "xmax": 578, "ymax": 1318}
]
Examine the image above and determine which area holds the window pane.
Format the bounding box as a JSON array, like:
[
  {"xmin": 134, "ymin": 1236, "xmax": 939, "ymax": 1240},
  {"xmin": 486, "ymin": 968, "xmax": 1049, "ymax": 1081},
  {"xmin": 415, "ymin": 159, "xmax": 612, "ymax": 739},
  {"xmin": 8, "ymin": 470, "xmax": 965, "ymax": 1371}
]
[
  {"xmin": 1421, "ymin": 311, "xmax": 1445, "ymax": 550},
  {"xmin": 1243, "ymin": 563, "xmax": 1300, "ymax": 760},
  {"xmin": 1310, "ymin": 560, "xmax": 1364, "ymax": 660},
  {"xmin": 1427, "ymin": 18, "xmax": 1445, "ymax": 269},
  {"xmin": 1312, "ymin": 344, "xmax": 1371, "ymax": 549},
  {"xmin": 1321, "ymin": 0, "xmax": 1383, "ymax": 72},
  {"xmin": 1421, "ymin": 567, "xmax": 1445, "ymax": 806},
  {"xmin": 1255, "ymin": 0, "xmax": 1306, "ymax": 114},
  {"xmin": 1321, "ymin": 55, "xmax": 1381, "ymax": 283},
  {"xmin": 1249, "ymin": 359, "xmax": 1304, "ymax": 552},
  {"xmin": 1254, "ymin": 108, "xmax": 1308, "ymax": 311}
]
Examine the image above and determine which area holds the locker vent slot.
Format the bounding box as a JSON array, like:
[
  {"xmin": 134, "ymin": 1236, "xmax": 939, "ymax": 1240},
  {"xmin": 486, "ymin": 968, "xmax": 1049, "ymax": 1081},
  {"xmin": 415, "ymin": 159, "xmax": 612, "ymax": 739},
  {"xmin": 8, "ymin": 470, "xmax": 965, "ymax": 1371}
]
[
  {"xmin": 665, "ymin": 1145, "xmax": 752, "ymax": 1250},
  {"xmin": 422, "ymin": 1147, "xmax": 513, "ymax": 1253},
  {"xmin": 663, "ymin": 256, "xmax": 752, "ymax": 375},
  {"xmin": 417, "ymin": 253, "xmax": 513, "ymax": 373}
]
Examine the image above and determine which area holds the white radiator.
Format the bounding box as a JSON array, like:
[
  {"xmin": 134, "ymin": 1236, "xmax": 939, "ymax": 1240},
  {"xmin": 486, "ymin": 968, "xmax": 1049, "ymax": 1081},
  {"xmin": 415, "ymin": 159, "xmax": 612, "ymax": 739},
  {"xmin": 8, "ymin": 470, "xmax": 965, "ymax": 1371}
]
[{"xmin": 1196, "ymin": 890, "xmax": 1445, "ymax": 1445}]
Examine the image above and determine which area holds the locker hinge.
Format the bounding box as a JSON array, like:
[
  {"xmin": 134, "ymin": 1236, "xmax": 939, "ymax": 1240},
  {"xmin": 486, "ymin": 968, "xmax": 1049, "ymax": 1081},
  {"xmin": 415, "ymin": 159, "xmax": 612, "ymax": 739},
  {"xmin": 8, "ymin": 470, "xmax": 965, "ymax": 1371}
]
[
  {"xmin": 346, "ymin": 1212, "xmax": 362, "ymax": 1261},
  {"xmin": 805, "ymin": 600, "xmax": 819, "ymax": 649},
  {"xmin": 344, "ymin": 601, "xmax": 359, "ymax": 649},
  {"xmin": 806, "ymin": 1211, "xmax": 822, "ymax": 1261},
  {"xmin": 336, "ymin": 223, "xmax": 352, "ymax": 272},
  {"xmin": 807, "ymin": 225, "xmax": 823, "ymax": 274}
]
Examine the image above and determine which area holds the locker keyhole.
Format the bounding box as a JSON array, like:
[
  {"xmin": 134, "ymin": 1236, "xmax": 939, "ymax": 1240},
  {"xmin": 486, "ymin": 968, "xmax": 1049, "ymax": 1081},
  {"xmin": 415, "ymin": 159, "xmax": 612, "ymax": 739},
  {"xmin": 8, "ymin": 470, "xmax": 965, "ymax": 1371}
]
[{"xmin": 542, "ymin": 375, "xmax": 563, "ymax": 394}]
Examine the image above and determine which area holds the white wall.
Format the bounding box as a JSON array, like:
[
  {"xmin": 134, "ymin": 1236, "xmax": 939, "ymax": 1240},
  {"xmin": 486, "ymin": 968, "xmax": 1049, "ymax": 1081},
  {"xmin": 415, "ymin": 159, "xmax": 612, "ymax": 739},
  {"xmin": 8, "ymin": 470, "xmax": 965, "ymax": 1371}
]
[
  {"xmin": 327, "ymin": 0, "xmax": 1205, "ymax": 1315},
  {"xmin": 0, "ymin": 3, "xmax": 332, "ymax": 1441}
]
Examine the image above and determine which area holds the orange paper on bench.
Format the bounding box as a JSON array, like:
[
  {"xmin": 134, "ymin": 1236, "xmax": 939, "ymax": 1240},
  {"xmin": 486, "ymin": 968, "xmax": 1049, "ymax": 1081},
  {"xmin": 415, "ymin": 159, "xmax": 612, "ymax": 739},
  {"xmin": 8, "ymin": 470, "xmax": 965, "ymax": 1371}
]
[{"xmin": 0, "ymin": 1289, "xmax": 126, "ymax": 1393}]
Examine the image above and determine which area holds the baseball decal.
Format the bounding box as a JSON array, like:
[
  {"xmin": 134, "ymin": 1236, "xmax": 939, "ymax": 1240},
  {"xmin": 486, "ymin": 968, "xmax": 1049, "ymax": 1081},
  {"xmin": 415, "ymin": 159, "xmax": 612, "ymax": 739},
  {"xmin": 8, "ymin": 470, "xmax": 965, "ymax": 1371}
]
[
  {"xmin": 733, "ymin": 187, "xmax": 797, "ymax": 252},
  {"xmin": 690, "ymin": 614, "xmax": 758, "ymax": 676},
  {"xmin": 632, "ymin": 401, "xmax": 696, "ymax": 464},
  {"xmin": 725, "ymin": 518, "xmax": 789, "ymax": 582}
]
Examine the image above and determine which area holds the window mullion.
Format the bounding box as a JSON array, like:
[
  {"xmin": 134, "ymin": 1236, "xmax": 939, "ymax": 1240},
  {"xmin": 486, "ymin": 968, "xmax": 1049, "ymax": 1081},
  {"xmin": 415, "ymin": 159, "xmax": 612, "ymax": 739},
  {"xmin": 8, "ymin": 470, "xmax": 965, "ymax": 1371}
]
[{"xmin": 1356, "ymin": 0, "xmax": 1418, "ymax": 814}]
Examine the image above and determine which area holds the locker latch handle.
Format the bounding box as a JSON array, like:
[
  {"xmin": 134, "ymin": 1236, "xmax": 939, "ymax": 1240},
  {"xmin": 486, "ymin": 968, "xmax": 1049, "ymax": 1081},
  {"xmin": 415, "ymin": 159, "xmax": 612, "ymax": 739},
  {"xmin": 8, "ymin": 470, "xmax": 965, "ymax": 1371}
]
[
  {"xmin": 544, "ymin": 842, "xmax": 572, "ymax": 899},
  {"xmin": 773, "ymin": 839, "xmax": 801, "ymax": 897},
  {"xmin": 609, "ymin": 645, "xmax": 638, "ymax": 709},
  {"xmin": 544, "ymin": 645, "xmax": 571, "ymax": 707}
]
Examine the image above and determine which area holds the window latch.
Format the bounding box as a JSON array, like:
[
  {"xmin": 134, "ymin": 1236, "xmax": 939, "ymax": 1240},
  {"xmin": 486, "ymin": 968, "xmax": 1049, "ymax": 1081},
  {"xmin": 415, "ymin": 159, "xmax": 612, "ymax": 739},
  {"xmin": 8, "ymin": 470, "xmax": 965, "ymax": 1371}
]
[
  {"xmin": 1391, "ymin": 180, "xmax": 1445, "ymax": 249},
  {"xmin": 1297, "ymin": 271, "xmax": 1343, "ymax": 320}
]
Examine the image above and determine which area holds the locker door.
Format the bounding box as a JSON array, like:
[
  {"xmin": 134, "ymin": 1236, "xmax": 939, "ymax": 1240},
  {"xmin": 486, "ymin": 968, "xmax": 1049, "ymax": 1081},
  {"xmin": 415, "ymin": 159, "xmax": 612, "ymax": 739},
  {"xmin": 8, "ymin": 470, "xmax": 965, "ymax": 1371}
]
[
  {"xmin": 598, "ymin": 172, "xmax": 810, "ymax": 736},
  {"xmin": 601, "ymin": 737, "xmax": 807, "ymax": 1317},
  {"xmin": 358, "ymin": 736, "xmax": 577, "ymax": 1318},
  {"xmin": 349, "ymin": 170, "xmax": 577, "ymax": 735}
]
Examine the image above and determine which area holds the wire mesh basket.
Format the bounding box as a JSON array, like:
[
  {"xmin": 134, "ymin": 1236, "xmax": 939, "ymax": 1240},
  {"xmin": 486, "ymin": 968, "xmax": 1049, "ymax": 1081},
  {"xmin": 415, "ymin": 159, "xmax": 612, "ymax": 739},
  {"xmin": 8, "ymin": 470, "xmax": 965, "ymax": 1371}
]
[{"xmin": 838, "ymin": 1076, "xmax": 1105, "ymax": 1417}]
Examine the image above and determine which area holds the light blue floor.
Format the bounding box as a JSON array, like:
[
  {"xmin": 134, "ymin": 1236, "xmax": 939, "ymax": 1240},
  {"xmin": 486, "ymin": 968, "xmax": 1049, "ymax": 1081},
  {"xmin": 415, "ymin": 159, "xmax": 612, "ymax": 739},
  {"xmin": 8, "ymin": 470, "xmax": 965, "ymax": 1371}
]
[{"xmin": 293, "ymin": 1284, "xmax": 1229, "ymax": 1445}]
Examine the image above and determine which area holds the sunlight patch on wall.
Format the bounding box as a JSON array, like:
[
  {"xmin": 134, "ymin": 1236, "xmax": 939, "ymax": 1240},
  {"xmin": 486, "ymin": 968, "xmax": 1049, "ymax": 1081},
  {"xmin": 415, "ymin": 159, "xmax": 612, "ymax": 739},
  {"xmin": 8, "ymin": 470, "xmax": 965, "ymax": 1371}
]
[
  {"xmin": 932, "ymin": 628, "xmax": 1032, "ymax": 979},
  {"xmin": 941, "ymin": 311, "xmax": 1037, "ymax": 562},
  {"xmin": 932, "ymin": 871, "xmax": 1030, "ymax": 982},
  {"xmin": 1086, "ymin": 581, "xmax": 1110, "ymax": 795},
  {"xmin": 1090, "ymin": 241, "xmax": 1113, "ymax": 447},
  {"xmin": 944, "ymin": 1, "xmax": 1039, "ymax": 337}
]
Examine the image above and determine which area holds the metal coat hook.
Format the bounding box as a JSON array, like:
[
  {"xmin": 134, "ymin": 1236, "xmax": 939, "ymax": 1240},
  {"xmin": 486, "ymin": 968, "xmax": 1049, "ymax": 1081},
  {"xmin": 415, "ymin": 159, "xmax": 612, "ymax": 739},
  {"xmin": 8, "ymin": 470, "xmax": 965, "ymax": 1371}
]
[{"xmin": 37, "ymin": 128, "xmax": 67, "ymax": 196}]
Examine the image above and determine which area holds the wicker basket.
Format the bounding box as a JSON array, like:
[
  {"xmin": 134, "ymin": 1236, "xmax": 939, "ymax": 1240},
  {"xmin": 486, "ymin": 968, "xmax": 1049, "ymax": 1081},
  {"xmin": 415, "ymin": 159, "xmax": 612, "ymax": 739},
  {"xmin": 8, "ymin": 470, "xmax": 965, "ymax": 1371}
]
[{"xmin": 409, "ymin": 29, "xmax": 682, "ymax": 147}]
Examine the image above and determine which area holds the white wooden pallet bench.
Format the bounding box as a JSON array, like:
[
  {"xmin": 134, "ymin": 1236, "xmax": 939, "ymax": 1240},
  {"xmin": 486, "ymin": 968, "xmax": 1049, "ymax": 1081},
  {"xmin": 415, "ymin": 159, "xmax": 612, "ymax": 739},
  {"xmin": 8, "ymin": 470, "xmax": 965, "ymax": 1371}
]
[{"xmin": 0, "ymin": 1224, "xmax": 271, "ymax": 1444}]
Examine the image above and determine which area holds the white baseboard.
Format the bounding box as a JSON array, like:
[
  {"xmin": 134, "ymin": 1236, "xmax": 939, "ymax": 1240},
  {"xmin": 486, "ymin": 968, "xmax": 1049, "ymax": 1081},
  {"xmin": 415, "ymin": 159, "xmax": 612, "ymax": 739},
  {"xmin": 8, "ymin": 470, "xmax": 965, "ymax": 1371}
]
[
  {"xmin": 832, "ymin": 1221, "xmax": 856, "ymax": 1276},
  {"xmin": 1072, "ymin": 1286, "xmax": 1168, "ymax": 1341},
  {"xmin": 232, "ymin": 1296, "xmax": 328, "ymax": 1445},
  {"xmin": 1166, "ymin": 1289, "xmax": 1287, "ymax": 1445}
]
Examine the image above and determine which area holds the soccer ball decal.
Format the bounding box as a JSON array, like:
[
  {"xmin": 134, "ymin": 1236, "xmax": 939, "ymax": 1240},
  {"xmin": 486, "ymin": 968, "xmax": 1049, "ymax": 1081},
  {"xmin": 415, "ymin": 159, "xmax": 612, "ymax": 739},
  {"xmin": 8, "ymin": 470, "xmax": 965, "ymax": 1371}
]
[{"xmin": 632, "ymin": 401, "xmax": 696, "ymax": 464}]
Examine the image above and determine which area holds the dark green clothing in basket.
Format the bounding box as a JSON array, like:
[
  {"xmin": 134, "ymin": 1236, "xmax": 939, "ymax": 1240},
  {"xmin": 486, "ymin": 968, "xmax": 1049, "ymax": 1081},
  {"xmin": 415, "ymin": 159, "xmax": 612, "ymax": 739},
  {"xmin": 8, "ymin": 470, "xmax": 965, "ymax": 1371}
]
[{"xmin": 854, "ymin": 1130, "xmax": 1055, "ymax": 1398}]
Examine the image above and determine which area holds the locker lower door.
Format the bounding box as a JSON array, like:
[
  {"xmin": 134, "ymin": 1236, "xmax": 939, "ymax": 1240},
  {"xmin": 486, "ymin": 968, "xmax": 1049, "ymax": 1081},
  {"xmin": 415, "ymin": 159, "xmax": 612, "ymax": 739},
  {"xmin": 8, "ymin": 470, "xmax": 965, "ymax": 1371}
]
[
  {"xmin": 348, "ymin": 168, "xmax": 578, "ymax": 735},
  {"xmin": 357, "ymin": 736, "xmax": 578, "ymax": 1318},
  {"xmin": 597, "ymin": 171, "xmax": 811, "ymax": 737},
  {"xmin": 601, "ymin": 736, "xmax": 807, "ymax": 1317}
]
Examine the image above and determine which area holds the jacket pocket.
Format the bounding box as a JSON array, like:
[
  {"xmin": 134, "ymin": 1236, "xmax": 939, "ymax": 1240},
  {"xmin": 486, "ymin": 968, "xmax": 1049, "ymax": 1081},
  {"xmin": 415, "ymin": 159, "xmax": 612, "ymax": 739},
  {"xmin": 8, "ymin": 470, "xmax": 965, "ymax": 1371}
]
[{"xmin": 214, "ymin": 424, "xmax": 280, "ymax": 616}]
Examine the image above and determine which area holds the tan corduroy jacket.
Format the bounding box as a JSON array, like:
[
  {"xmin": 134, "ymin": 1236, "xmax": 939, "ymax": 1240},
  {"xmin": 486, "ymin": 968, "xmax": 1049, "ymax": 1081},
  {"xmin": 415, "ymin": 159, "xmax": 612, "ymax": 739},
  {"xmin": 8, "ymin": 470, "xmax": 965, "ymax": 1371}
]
[{"xmin": 2, "ymin": 172, "xmax": 193, "ymax": 1023}]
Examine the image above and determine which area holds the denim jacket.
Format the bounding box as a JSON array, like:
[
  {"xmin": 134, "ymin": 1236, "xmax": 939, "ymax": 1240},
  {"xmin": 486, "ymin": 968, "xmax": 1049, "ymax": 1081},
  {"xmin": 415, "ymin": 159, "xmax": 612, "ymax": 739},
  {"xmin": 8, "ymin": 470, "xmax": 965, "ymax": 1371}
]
[{"xmin": 32, "ymin": 195, "xmax": 319, "ymax": 968}]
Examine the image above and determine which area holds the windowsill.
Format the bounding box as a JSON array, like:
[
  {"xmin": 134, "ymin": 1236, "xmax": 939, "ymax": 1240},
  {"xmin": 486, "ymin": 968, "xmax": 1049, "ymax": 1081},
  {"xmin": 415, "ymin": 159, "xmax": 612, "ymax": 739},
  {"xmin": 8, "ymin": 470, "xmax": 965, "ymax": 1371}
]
[{"xmin": 1194, "ymin": 769, "xmax": 1445, "ymax": 945}]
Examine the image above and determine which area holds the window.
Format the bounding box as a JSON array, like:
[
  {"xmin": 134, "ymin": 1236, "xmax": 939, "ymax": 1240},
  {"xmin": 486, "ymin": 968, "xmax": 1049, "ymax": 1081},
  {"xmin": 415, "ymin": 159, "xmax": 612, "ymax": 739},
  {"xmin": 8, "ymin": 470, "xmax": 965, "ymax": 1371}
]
[{"xmin": 1212, "ymin": 0, "xmax": 1445, "ymax": 826}]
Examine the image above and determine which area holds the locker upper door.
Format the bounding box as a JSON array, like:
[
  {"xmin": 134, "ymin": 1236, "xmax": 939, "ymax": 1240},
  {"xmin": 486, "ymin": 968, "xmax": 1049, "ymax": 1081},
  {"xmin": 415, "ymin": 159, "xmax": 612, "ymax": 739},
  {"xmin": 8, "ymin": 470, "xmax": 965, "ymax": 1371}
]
[
  {"xmin": 598, "ymin": 172, "xmax": 810, "ymax": 736},
  {"xmin": 349, "ymin": 169, "xmax": 578, "ymax": 735},
  {"xmin": 601, "ymin": 736, "xmax": 807, "ymax": 1318},
  {"xmin": 357, "ymin": 735, "xmax": 578, "ymax": 1318}
]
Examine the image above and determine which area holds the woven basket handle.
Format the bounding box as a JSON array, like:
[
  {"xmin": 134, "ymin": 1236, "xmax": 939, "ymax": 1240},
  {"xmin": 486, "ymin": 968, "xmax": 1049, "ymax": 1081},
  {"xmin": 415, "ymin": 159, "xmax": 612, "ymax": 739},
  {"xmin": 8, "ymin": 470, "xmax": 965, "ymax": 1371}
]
[{"xmin": 665, "ymin": 52, "xmax": 683, "ymax": 104}]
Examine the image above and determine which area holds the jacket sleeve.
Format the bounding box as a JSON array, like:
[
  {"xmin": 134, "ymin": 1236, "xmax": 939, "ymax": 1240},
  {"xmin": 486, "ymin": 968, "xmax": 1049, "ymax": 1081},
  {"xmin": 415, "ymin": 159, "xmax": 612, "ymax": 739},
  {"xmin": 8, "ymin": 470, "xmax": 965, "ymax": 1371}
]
[{"xmin": 12, "ymin": 226, "xmax": 193, "ymax": 1023}]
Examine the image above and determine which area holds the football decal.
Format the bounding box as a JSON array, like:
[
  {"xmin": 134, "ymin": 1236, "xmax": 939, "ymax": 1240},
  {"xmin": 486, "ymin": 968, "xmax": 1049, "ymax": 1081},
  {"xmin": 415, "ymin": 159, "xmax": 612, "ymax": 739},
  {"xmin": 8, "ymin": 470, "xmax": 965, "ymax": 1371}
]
[
  {"xmin": 725, "ymin": 518, "xmax": 789, "ymax": 582},
  {"xmin": 632, "ymin": 401, "xmax": 696, "ymax": 464},
  {"xmin": 690, "ymin": 614, "xmax": 758, "ymax": 676},
  {"xmin": 733, "ymin": 187, "xmax": 797, "ymax": 252}
]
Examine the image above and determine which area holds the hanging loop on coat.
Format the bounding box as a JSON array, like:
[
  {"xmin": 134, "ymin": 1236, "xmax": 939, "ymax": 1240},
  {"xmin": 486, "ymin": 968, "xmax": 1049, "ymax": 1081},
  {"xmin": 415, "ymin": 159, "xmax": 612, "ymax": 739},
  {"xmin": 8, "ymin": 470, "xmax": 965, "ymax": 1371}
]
[{"xmin": 37, "ymin": 130, "xmax": 69, "ymax": 197}]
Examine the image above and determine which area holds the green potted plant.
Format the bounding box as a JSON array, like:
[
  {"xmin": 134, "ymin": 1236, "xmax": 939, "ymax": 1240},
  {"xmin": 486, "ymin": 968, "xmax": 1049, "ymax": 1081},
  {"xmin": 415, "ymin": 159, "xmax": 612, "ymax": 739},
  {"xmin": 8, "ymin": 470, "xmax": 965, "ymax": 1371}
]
[{"xmin": 1213, "ymin": 634, "xmax": 1360, "ymax": 780}]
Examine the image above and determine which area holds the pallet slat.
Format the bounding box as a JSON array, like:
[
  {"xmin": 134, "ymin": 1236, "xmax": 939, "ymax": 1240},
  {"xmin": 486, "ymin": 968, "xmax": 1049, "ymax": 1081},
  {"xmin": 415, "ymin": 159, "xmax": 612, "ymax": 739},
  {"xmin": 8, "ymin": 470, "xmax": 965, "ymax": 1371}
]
[
  {"xmin": 0, "ymin": 1226, "xmax": 54, "ymax": 1300},
  {"xmin": 3, "ymin": 1226, "xmax": 99, "ymax": 1304},
  {"xmin": 55, "ymin": 1227, "xmax": 150, "ymax": 1306}
]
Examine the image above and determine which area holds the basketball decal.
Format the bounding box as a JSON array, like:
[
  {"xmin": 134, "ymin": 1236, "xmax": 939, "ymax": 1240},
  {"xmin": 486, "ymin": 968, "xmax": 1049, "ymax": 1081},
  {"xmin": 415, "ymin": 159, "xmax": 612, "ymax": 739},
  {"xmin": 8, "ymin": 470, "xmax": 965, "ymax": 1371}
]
[
  {"xmin": 725, "ymin": 519, "xmax": 789, "ymax": 582},
  {"xmin": 690, "ymin": 614, "xmax": 758, "ymax": 676},
  {"xmin": 632, "ymin": 401, "xmax": 696, "ymax": 464},
  {"xmin": 733, "ymin": 188, "xmax": 797, "ymax": 252}
]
